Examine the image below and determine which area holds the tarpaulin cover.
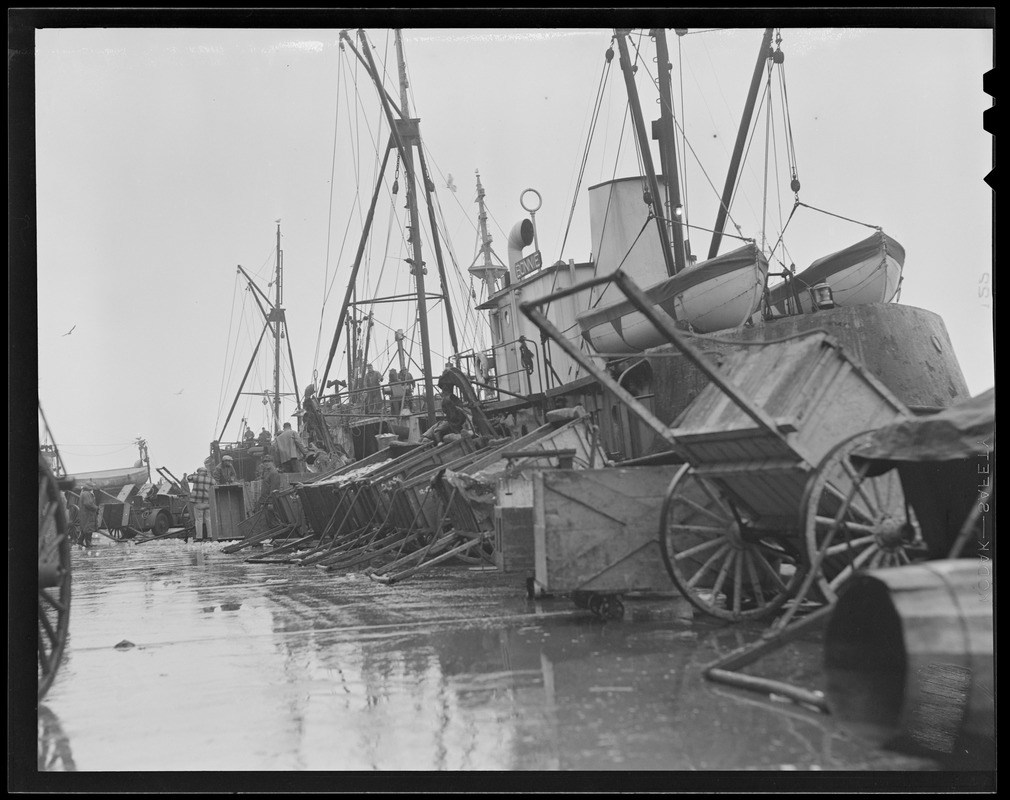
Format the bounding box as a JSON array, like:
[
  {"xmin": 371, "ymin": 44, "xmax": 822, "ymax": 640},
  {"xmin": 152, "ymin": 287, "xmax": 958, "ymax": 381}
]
[
  {"xmin": 851, "ymin": 388, "xmax": 994, "ymax": 465},
  {"xmin": 850, "ymin": 388, "xmax": 994, "ymax": 558}
]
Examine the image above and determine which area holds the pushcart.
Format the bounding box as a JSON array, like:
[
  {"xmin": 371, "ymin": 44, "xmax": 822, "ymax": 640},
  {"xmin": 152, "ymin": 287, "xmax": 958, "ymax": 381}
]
[{"xmin": 521, "ymin": 269, "xmax": 925, "ymax": 623}]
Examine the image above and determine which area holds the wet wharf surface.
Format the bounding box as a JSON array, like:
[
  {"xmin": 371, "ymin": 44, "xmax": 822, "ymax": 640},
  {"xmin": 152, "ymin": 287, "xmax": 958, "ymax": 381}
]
[{"xmin": 32, "ymin": 533, "xmax": 972, "ymax": 786}]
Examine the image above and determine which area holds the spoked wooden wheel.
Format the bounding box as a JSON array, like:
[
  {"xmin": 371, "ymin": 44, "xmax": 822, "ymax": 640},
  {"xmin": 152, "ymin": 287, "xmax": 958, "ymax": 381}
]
[
  {"xmin": 39, "ymin": 454, "xmax": 72, "ymax": 700},
  {"xmin": 660, "ymin": 465, "xmax": 804, "ymax": 621},
  {"xmin": 801, "ymin": 430, "xmax": 925, "ymax": 605}
]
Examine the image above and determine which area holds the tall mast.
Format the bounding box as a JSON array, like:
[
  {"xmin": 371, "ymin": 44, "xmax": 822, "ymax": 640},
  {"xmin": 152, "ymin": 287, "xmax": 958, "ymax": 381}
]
[
  {"xmin": 272, "ymin": 220, "xmax": 282, "ymax": 429},
  {"xmin": 615, "ymin": 30, "xmax": 679, "ymax": 279},
  {"xmin": 708, "ymin": 28, "xmax": 774, "ymax": 260},
  {"xmin": 393, "ymin": 30, "xmax": 437, "ymax": 427},
  {"xmin": 467, "ymin": 170, "xmax": 508, "ymax": 298},
  {"xmin": 652, "ymin": 29, "xmax": 688, "ymax": 273}
]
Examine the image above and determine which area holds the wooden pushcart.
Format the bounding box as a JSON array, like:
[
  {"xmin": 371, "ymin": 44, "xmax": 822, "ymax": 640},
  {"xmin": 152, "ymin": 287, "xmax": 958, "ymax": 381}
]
[{"xmin": 522, "ymin": 269, "xmax": 926, "ymax": 623}]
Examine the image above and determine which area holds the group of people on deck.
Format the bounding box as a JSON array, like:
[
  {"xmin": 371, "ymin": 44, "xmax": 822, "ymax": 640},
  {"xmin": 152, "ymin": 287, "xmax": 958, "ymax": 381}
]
[{"xmin": 357, "ymin": 364, "xmax": 415, "ymax": 416}]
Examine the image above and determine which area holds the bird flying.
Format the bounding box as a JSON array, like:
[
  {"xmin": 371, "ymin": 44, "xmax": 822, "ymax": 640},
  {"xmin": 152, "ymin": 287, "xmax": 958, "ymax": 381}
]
[
  {"xmin": 446, "ymin": 173, "xmax": 457, "ymax": 193},
  {"xmin": 62, "ymin": 324, "xmax": 76, "ymax": 336}
]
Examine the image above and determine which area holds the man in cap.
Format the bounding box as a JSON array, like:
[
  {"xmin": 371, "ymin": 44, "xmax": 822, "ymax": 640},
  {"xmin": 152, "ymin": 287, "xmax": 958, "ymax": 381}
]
[
  {"xmin": 257, "ymin": 454, "xmax": 282, "ymax": 526},
  {"xmin": 79, "ymin": 484, "xmax": 99, "ymax": 548},
  {"xmin": 275, "ymin": 421, "xmax": 307, "ymax": 473},
  {"xmin": 187, "ymin": 466, "xmax": 214, "ymax": 541},
  {"xmin": 212, "ymin": 454, "xmax": 239, "ymax": 485}
]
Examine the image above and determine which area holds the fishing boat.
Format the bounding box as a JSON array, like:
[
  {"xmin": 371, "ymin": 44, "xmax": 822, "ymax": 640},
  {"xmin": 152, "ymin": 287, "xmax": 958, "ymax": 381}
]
[
  {"xmin": 473, "ymin": 27, "xmax": 969, "ymax": 466},
  {"xmin": 765, "ymin": 229, "xmax": 905, "ymax": 315},
  {"xmin": 211, "ymin": 27, "xmax": 967, "ymax": 476},
  {"xmin": 577, "ymin": 241, "xmax": 768, "ymax": 353}
]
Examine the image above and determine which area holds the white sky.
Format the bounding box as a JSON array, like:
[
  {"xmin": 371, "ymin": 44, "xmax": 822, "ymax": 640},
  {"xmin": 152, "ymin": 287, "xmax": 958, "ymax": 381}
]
[{"xmin": 33, "ymin": 23, "xmax": 993, "ymax": 476}]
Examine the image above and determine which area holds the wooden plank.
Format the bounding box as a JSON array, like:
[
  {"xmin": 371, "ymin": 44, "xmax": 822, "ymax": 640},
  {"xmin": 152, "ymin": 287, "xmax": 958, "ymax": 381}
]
[{"xmin": 534, "ymin": 467, "xmax": 682, "ymax": 594}]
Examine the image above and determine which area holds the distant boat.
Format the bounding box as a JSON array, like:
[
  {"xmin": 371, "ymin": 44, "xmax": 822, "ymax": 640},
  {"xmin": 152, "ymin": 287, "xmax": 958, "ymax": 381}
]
[
  {"xmin": 67, "ymin": 465, "xmax": 150, "ymax": 495},
  {"xmin": 766, "ymin": 229, "xmax": 905, "ymax": 315},
  {"xmin": 576, "ymin": 243, "xmax": 769, "ymax": 355}
]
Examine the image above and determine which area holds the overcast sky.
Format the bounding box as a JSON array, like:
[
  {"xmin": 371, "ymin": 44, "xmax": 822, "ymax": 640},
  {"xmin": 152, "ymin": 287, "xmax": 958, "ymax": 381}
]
[{"xmin": 31, "ymin": 20, "xmax": 993, "ymax": 477}]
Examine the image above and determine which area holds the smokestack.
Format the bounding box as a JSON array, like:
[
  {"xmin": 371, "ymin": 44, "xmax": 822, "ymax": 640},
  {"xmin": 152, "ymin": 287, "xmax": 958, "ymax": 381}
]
[{"xmin": 507, "ymin": 219, "xmax": 535, "ymax": 282}]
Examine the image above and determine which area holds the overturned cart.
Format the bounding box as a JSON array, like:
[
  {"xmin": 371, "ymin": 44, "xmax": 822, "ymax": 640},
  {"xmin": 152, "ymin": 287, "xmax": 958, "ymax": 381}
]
[
  {"xmin": 522, "ymin": 269, "xmax": 926, "ymax": 624},
  {"xmin": 240, "ymin": 415, "xmax": 606, "ymax": 583}
]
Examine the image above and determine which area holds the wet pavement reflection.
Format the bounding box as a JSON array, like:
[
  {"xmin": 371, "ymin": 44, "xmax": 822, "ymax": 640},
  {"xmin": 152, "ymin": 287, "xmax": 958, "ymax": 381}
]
[{"xmin": 38, "ymin": 537, "xmax": 944, "ymax": 772}]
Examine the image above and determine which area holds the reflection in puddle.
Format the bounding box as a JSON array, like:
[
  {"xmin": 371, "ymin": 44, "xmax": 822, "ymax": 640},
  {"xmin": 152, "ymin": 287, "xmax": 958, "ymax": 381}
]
[
  {"xmin": 38, "ymin": 705, "xmax": 76, "ymax": 772},
  {"xmin": 37, "ymin": 539, "xmax": 943, "ymax": 772}
]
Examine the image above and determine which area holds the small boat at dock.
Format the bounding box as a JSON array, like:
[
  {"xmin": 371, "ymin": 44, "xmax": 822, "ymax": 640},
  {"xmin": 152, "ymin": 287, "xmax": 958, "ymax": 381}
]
[
  {"xmin": 766, "ymin": 229, "xmax": 905, "ymax": 315},
  {"xmin": 576, "ymin": 242, "xmax": 769, "ymax": 354}
]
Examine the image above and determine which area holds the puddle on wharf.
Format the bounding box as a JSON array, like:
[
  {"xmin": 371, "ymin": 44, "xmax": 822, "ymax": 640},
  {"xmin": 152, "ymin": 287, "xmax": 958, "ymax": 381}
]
[{"xmin": 37, "ymin": 536, "xmax": 944, "ymax": 773}]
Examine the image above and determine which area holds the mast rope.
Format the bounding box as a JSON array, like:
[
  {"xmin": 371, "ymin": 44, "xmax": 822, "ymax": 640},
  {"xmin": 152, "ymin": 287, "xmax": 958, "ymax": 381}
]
[{"xmin": 558, "ymin": 41, "xmax": 614, "ymax": 261}]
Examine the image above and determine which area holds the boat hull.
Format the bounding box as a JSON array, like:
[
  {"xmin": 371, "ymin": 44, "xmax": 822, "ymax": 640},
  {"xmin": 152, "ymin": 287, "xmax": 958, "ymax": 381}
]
[
  {"xmin": 576, "ymin": 243, "xmax": 769, "ymax": 355},
  {"xmin": 67, "ymin": 465, "xmax": 150, "ymax": 494},
  {"xmin": 767, "ymin": 230, "xmax": 905, "ymax": 314}
]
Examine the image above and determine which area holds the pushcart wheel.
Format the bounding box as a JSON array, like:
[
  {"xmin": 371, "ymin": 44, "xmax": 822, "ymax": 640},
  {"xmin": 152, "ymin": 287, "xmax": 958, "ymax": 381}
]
[
  {"xmin": 660, "ymin": 464, "xmax": 804, "ymax": 622},
  {"xmin": 39, "ymin": 454, "xmax": 72, "ymax": 700},
  {"xmin": 108, "ymin": 525, "xmax": 124, "ymax": 541},
  {"xmin": 801, "ymin": 430, "xmax": 924, "ymax": 605}
]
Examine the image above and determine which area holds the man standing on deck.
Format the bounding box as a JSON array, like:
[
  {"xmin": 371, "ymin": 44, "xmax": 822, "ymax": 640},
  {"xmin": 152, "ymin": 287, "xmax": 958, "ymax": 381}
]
[
  {"xmin": 399, "ymin": 367, "xmax": 415, "ymax": 413},
  {"xmin": 212, "ymin": 454, "xmax": 239, "ymax": 485},
  {"xmin": 187, "ymin": 466, "xmax": 214, "ymax": 542},
  {"xmin": 363, "ymin": 363, "xmax": 383, "ymax": 414},
  {"xmin": 257, "ymin": 455, "xmax": 282, "ymax": 527},
  {"xmin": 275, "ymin": 422, "xmax": 307, "ymax": 473},
  {"xmin": 79, "ymin": 485, "xmax": 99, "ymax": 548},
  {"xmin": 385, "ymin": 368, "xmax": 405, "ymax": 416}
]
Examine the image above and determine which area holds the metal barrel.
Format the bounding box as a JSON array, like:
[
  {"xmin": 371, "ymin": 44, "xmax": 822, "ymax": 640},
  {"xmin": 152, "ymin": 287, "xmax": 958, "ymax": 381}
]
[{"xmin": 824, "ymin": 559, "xmax": 994, "ymax": 767}]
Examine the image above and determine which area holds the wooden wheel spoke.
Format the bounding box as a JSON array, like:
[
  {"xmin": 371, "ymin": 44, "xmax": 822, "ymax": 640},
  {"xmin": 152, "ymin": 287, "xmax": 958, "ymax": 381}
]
[
  {"xmin": 821, "ymin": 533, "xmax": 877, "ymax": 557},
  {"xmin": 38, "ymin": 604, "xmax": 57, "ymax": 643},
  {"xmin": 710, "ymin": 549, "xmax": 736, "ymax": 601},
  {"xmin": 670, "ymin": 534, "xmax": 727, "ymax": 561},
  {"xmin": 731, "ymin": 552, "xmax": 744, "ymax": 615},
  {"xmin": 751, "ymin": 548, "xmax": 789, "ymax": 593},
  {"xmin": 742, "ymin": 551, "xmax": 765, "ymax": 605},
  {"xmin": 838, "ymin": 459, "xmax": 880, "ymax": 517},
  {"xmin": 668, "ymin": 522, "xmax": 733, "ymax": 536},
  {"xmin": 39, "ymin": 589, "xmax": 68, "ymax": 614},
  {"xmin": 695, "ymin": 478, "xmax": 735, "ymax": 520},
  {"xmin": 813, "ymin": 516, "xmax": 878, "ymax": 537},
  {"xmin": 675, "ymin": 494, "xmax": 732, "ymax": 526},
  {"xmin": 684, "ymin": 543, "xmax": 730, "ymax": 589}
]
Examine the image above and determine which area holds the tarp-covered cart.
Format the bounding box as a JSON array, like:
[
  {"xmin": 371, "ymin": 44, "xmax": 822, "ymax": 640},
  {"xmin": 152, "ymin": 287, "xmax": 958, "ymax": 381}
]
[{"xmin": 522, "ymin": 269, "xmax": 929, "ymax": 624}]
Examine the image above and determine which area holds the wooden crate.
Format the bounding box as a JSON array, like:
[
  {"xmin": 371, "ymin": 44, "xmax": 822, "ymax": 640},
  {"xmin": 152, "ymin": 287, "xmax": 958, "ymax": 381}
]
[
  {"xmin": 495, "ymin": 473, "xmax": 536, "ymax": 573},
  {"xmin": 213, "ymin": 484, "xmax": 247, "ymax": 540},
  {"xmin": 532, "ymin": 466, "xmax": 682, "ymax": 594}
]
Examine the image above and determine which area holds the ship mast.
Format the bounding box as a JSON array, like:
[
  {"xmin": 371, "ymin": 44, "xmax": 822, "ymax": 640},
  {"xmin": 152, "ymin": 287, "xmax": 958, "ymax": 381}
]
[
  {"xmin": 393, "ymin": 29, "xmax": 437, "ymax": 427},
  {"xmin": 217, "ymin": 224, "xmax": 300, "ymax": 443},
  {"xmin": 615, "ymin": 29, "xmax": 681, "ymax": 278},
  {"xmin": 708, "ymin": 28, "xmax": 774, "ymax": 259},
  {"xmin": 321, "ymin": 29, "xmax": 461, "ymax": 428},
  {"xmin": 652, "ymin": 29, "xmax": 689, "ymax": 272},
  {"xmin": 272, "ymin": 220, "xmax": 283, "ymax": 428},
  {"xmin": 468, "ymin": 171, "xmax": 508, "ymax": 301}
]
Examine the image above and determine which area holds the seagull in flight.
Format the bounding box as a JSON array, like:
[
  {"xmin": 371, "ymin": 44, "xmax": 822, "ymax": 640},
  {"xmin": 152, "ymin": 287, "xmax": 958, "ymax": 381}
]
[
  {"xmin": 174, "ymin": 388, "xmax": 184, "ymax": 395},
  {"xmin": 62, "ymin": 324, "xmax": 76, "ymax": 337},
  {"xmin": 446, "ymin": 173, "xmax": 457, "ymax": 193}
]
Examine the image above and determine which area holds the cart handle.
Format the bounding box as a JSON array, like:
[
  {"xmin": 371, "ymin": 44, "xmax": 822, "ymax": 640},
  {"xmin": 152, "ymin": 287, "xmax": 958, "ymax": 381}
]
[{"xmin": 519, "ymin": 270, "xmax": 790, "ymax": 448}]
